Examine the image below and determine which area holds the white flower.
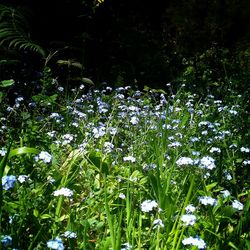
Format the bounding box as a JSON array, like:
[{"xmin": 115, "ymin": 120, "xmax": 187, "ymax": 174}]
[
  {"xmin": 168, "ymin": 141, "xmax": 182, "ymax": 148},
  {"xmin": 61, "ymin": 231, "xmax": 77, "ymax": 238},
  {"xmin": 62, "ymin": 134, "xmax": 74, "ymax": 145},
  {"xmin": 92, "ymin": 126, "xmax": 106, "ymax": 138},
  {"xmin": 141, "ymin": 200, "xmax": 158, "ymax": 212},
  {"xmin": 153, "ymin": 219, "xmax": 164, "ymax": 229},
  {"xmin": 176, "ymin": 157, "xmax": 194, "ymax": 166},
  {"xmin": 53, "ymin": 187, "xmax": 73, "ymax": 197},
  {"xmin": 130, "ymin": 116, "xmax": 139, "ymax": 125},
  {"xmin": 47, "ymin": 131, "xmax": 57, "ymax": 138},
  {"xmin": 58, "ymin": 86, "xmax": 64, "ymax": 92},
  {"xmin": 243, "ymin": 160, "xmax": 250, "ymax": 165},
  {"xmin": 232, "ymin": 200, "xmax": 243, "ymax": 210},
  {"xmin": 123, "ymin": 156, "xmax": 136, "ymax": 163},
  {"xmin": 240, "ymin": 147, "xmax": 250, "ymax": 153},
  {"xmin": 181, "ymin": 214, "xmax": 196, "ymax": 226},
  {"xmin": 119, "ymin": 193, "xmax": 126, "ymax": 199},
  {"xmin": 182, "ymin": 236, "xmax": 206, "ymax": 249},
  {"xmin": 220, "ymin": 190, "xmax": 230, "ymax": 198},
  {"xmin": 209, "ymin": 147, "xmax": 221, "ymax": 153},
  {"xmin": 121, "ymin": 243, "xmax": 132, "ymax": 250},
  {"xmin": 17, "ymin": 175, "xmax": 30, "ymax": 183},
  {"xmin": 36, "ymin": 151, "xmax": 52, "ymax": 163},
  {"xmin": 199, "ymin": 156, "xmax": 216, "ymax": 170},
  {"xmin": 199, "ymin": 196, "xmax": 217, "ymax": 206},
  {"xmin": 103, "ymin": 142, "xmax": 114, "ymax": 153},
  {"xmin": 185, "ymin": 204, "xmax": 196, "ymax": 213},
  {"xmin": 0, "ymin": 148, "xmax": 7, "ymax": 156}
]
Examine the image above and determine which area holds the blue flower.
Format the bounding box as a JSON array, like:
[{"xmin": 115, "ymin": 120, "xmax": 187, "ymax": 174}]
[
  {"xmin": 2, "ymin": 175, "xmax": 16, "ymax": 190},
  {"xmin": 47, "ymin": 237, "xmax": 64, "ymax": 250},
  {"xmin": 1, "ymin": 235, "xmax": 12, "ymax": 247}
]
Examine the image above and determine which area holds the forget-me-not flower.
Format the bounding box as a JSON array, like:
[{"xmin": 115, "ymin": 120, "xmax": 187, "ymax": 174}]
[
  {"xmin": 2, "ymin": 175, "xmax": 16, "ymax": 190},
  {"xmin": 182, "ymin": 236, "xmax": 206, "ymax": 249},
  {"xmin": 1, "ymin": 235, "xmax": 12, "ymax": 247},
  {"xmin": 53, "ymin": 187, "xmax": 73, "ymax": 197},
  {"xmin": 47, "ymin": 237, "xmax": 64, "ymax": 250}
]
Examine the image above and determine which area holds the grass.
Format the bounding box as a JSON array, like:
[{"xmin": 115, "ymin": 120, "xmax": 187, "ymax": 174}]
[{"xmin": 0, "ymin": 82, "xmax": 249, "ymax": 249}]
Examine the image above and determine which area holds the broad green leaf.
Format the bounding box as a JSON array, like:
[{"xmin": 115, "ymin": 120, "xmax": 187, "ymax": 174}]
[
  {"xmin": 82, "ymin": 77, "xmax": 94, "ymax": 85},
  {"xmin": 9, "ymin": 147, "xmax": 39, "ymax": 158},
  {"xmin": 205, "ymin": 182, "xmax": 218, "ymax": 191},
  {"xmin": 40, "ymin": 214, "xmax": 52, "ymax": 220},
  {"xmin": 33, "ymin": 208, "xmax": 39, "ymax": 217},
  {"xmin": 0, "ymin": 79, "xmax": 14, "ymax": 87}
]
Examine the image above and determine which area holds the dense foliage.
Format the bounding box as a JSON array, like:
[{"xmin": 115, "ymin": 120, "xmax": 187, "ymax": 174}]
[{"xmin": 0, "ymin": 81, "xmax": 250, "ymax": 249}]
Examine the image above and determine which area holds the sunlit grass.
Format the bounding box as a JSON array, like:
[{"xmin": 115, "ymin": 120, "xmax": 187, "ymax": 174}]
[{"xmin": 0, "ymin": 83, "xmax": 249, "ymax": 249}]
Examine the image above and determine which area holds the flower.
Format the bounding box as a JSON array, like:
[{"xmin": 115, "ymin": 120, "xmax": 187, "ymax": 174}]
[
  {"xmin": 220, "ymin": 190, "xmax": 230, "ymax": 198},
  {"xmin": 62, "ymin": 134, "xmax": 74, "ymax": 146},
  {"xmin": 0, "ymin": 148, "xmax": 7, "ymax": 156},
  {"xmin": 47, "ymin": 237, "xmax": 64, "ymax": 250},
  {"xmin": 199, "ymin": 196, "xmax": 217, "ymax": 206},
  {"xmin": 53, "ymin": 187, "xmax": 73, "ymax": 197},
  {"xmin": 18, "ymin": 175, "xmax": 30, "ymax": 183},
  {"xmin": 119, "ymin": 193, "xmax": 126, "ymax": 199},
  {"xmin": 2, "ymin": 175, "xmax": 16, "ymax": 190},
  {"xmin": 176, "ymin": 157, "xmax": 194, "ymax": 166},
  {"xmin": 1, "ymin": 235, "xmax": 12, "ymax": 247},
  {"xmin": 103, "ymin": 142, "xmax": 114, "ymax": 153},
  {"xmin": 199, "ymin": 156, "xmax": 216, "ymax": 170},
  {"xmin": 61, "ymin": 231, "xmax": 77, "ymax": 239},
  {"xmin": 232, "ymin": 200, "xmax": 243, "ymax": 211},
  {"xmin": 168, "ymin": 141, "xmax": 182, "ymax": 148},
  {"xmin": 130, "ymin": 116, "xmax": 139, "ymax": 125},
  {"xmin": 141, "ymin": 200, "xmax": 158, "ymax": 212},
  {"xmin": 209, "ymin": 147, "xmax": 221, "ymax": 153},
  {"xmin": 121, "ymin": 243, "xmax": 132, "ymax": 250},
  {"xmin": 185, "ymin": 204, "xmax": 196, "ymax": 213},
  {"xmin": 58, "ymin": 86, "xmax": 64, "ymax": 92},
  {"xmin": 35, "ymin": 151, "xmax": 52, "ymax": 163},
  {"xmin": 182, "ymin": 236, "xmax": 206, "ymax": 249},
  {"xmin": 92, "ymin": 126, "xmax": 106, "ymax": 138},
  {"xmin": 153, "ymin": 219, "xmax": 164, "ymax": 229},
  {"xmin": 240, "ymin": 147, "xmax": 250, "ymax": 153},
  {"xmin": 123, "ymin": 156, "xmax": 136, "ymax": 163},
  {"xmin": 181, "ymin": 214, "xmax": 196, "ymax": 226},
  {"xmin": 243, "ymin": 160, "xmax": 250, "ymax": 165}
]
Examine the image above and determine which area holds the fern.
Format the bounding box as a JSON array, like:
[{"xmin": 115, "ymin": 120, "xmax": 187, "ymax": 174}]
[{"xmin": 0, "ymin": 4, "xmax": 46, "ymax": 58}]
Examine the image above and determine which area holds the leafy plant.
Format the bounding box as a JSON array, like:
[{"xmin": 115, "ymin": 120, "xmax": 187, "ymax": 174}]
[{"xmin": 0, "ymin": 4, "xmax": 46, "ymax": 58}]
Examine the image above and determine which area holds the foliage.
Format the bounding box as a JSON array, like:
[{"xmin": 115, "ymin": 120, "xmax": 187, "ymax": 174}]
[
  {"xmin": 0, "ymin": 4, "xmax": 46, "ymax": 58},
  {"xmin": 0, "ymin": 81, "xmax": 249, "ymax": 249}
]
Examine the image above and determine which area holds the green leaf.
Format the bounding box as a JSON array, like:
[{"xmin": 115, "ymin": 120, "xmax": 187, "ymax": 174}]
[
  {"xmin": 9, "ymin": 147, "xmax": 39, "ymax": 158},
  {"xmin": 0, "ymin": 91, "xmax": 3, "ymax": 103},
  {"xmin": 205, "ymin": 182, "xmax": 217, "ymax": 192},
  {"xmin": 82, "ymin": 77, "xmax": 94, "ymax": 85},
  {"xmin": 55, "ymin": 214, "xmax": 68, "ymax": 222},
  {"xmin": 0, "ymin": 79, "xmax": 14, "ymax": 87},
  {"xmin": 88, "ymin": 151, "xmax": 109, "ymax": 174},
  {"xmin": 40, "ymin": 214, "xmax": 52, "ymax": 220},
  {"xmin": 33, "ymin": 208, "xmax": 39, "ymax": 217}
]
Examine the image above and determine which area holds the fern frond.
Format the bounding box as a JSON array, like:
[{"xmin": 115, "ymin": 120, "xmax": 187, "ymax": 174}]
[{"xmin": 0, "ymin": 4, "xmax": 46, "ymax": 58}]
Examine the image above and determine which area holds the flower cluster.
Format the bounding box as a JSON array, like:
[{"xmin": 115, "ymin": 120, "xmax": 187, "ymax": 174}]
[
  {"xmin": 2, "ymin": 175, "xmax": 16, "ymax": 190},
  {"xmin": 53, "ymin": 187, "xmax": 73, "ymax": 197},
  {"xmin": 47, "ymin": 237, "xmax": 64, "ymax": 250},
  {"xmin": 141, "ymin": 200, "xmax": 158, "ymax": 212}
]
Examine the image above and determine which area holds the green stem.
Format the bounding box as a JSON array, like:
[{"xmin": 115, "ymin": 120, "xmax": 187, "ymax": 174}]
[{"xmin": 171, "ymin": 175, "xmax": 195, "ymax": 250}]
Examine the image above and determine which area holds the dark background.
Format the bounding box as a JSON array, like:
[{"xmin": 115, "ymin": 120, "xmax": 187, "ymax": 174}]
[{"xmin": 1, "ymin": 0, "xmax": 250, "ymax": 90}]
